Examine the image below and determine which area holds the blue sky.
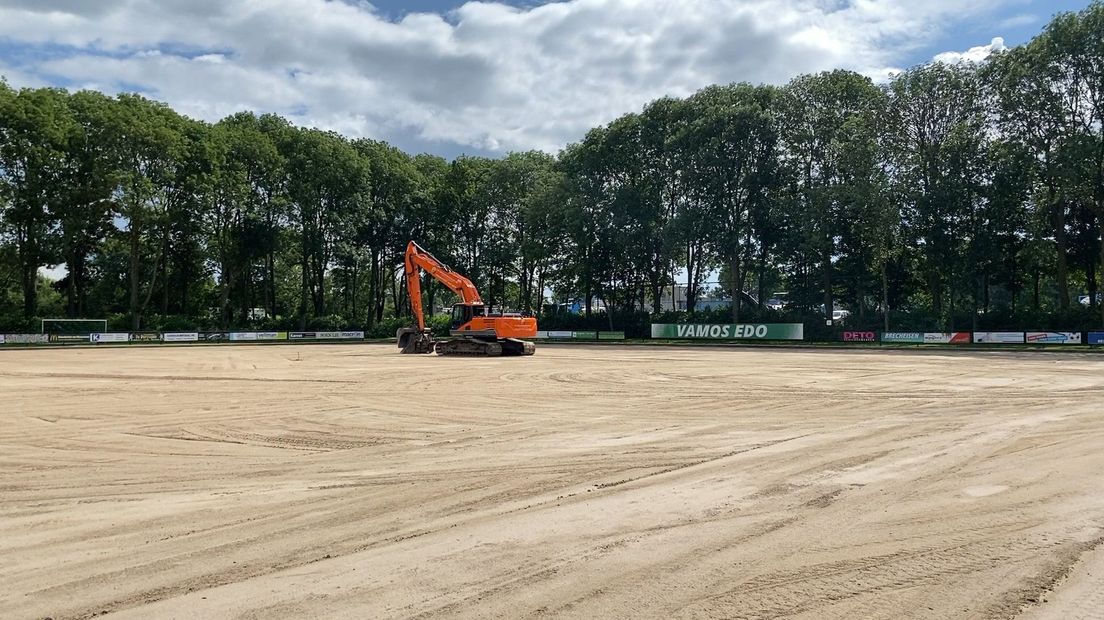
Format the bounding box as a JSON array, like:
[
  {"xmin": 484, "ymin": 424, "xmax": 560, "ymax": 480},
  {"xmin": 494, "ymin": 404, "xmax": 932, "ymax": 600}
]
[{"xmin": 0, "ymin": 0, "xmax": 1096, "ymax": 158}]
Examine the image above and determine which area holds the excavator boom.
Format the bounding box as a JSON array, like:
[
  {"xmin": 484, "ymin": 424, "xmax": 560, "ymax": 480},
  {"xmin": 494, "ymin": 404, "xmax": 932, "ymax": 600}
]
[{"xmin": 397, "ymin": 241, "xmax": 536, "ymax": 357}]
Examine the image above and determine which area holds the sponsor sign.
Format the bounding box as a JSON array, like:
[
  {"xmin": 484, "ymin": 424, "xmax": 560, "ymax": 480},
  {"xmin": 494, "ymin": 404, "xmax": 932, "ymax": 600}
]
[
  {"xmin": 49, "ymin": 333, "xmax": 88, "ymax": 343},
  {"xmin": 230, "ymin": 331, "xmax": 288, "ymax": 341},
  {"xmin": 1089, "ymin": 332, "xmax": 1104, "ymax": 345},
  {"xmin": 1025, "ymin": 332, "xmax": 1082, "ymax": 345},
  {"xmin": 163, "ymin": 332, "xmax": 199, "ymax": 342},
  {"xmin": 923, "ymin": 332, "xmax": 971, "ymax": 344},
  {"xmin": 546, "ymin": 331, "xmax": 575, "ymax": 339},
  {"xmin": 129, "ymin": 332, "xmax": 161, "ymax": 342},
  {"xmin": 316, "ymin": 331, "xmax": 365, "ymax": 340},
  {"xmin": 91, "ymin": 332, "xmax": 129, "ymax": 343},
  {"xmin": 0, "ymin": 334, "xmax": 4, "ymax": 344},
  {"xmin": 882, "ymin": 332, "xmax": 924, "ymax": 343},
  {"xmin": 973, "ymin": 332, "xmax": 1025, "ymax": 344},
  {"xmin": 289, "ymin": 332, "xmax": 317, "ymax": 339},
  {"xmin": 843, "ymin": 331, "xmax": 876, "ymax": 342},
  {"xmin": 7, "ymin": 333, "xmax": 50, "ymax": 344},
  {"xmin": 573, "ymin": 331, "xmax": 598, "ymax": 340},
  {"xmin": 203, "ymin": 332, "xmax": 229, "ymax": 341},
  {"xmin": 650, "ymin": 323, "xmax": 804, "ymax": 340},
  {"xmin": 598, "ymin": 331, "xmax": 626, "ymax": 340}
]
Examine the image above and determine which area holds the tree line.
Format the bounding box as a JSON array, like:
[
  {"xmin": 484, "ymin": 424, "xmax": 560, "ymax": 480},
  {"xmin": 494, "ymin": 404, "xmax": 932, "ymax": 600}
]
[{"xmin": 2, "ymin": 3, "xmax": 1103, "ymax": 335}]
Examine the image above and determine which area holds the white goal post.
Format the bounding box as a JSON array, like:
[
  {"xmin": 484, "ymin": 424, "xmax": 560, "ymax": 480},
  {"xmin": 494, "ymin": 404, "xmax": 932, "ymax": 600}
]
[{"xmin": 41, "ymin": 318, "xmax": 109, "ymax": 334}]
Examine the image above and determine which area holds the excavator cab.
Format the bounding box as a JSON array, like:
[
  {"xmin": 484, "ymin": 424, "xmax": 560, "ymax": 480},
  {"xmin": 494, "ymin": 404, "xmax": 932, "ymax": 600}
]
[{"xmin": 450, "ymin": 303, "xmax": 483, "ymax": 330}]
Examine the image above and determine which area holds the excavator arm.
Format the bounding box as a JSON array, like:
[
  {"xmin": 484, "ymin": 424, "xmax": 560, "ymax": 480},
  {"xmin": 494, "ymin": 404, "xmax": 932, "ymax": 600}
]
[{"xmin": 404, "ymin": 241, "xmax": 481, "ymax": 331}]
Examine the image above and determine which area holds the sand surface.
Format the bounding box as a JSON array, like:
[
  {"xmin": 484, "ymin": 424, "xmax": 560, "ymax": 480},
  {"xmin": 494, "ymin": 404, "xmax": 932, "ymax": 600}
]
[{"xmin": 2, "ymin": 344, "xmax": 1103, "ymax": 619}]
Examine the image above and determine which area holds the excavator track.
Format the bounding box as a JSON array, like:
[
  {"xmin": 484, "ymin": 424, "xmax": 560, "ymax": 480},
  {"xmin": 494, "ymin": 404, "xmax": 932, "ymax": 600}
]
[
  {"xmin": 433, "ymin": 338, "xmax": 536, "ymax": 357},
  {"xmin": 501, "ymin": 338, "xmax": 536, "ymax": 356},
  {"xmin": 435, "ymin": 338, "xmax": 503, "ymax": 357}
]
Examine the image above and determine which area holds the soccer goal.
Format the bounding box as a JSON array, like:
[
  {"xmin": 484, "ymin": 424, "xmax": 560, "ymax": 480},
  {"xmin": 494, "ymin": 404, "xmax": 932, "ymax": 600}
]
[{"xmin": 41, "ymin": 318, "xmax": 109, "ymax": 335}]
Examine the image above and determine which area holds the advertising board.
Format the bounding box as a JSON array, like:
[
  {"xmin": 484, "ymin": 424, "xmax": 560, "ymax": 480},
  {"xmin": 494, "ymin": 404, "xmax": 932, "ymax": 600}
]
[
  {"xmin": 598, "ymin": 331, "xmax": 626, "ymax": 340},
  {"xmin": 49, "ymin": 334, "xmax": 88, "ymax": 343},
  {"xmin": 923, "ymin": 332, "xmax": 971, "ymax": 344},
  {"xmin": 843, "ymin": 331, "xmax": 876, "ymax": 342},
  {"xmin": 163, "ymin": 332, "xmax": 199, "ymax": 342},
  {"xmin": 882, "ymin": 332, "xmax": 924, "ymax": 343},
  {"xmin": 203, "ymin": 332, "xmax": 229, "ymax": 341},
  {"xmin": 229, "ymin": 332, "xmax": 257, "ymax": 341},
  {"xmin": 0, "ymin": 334, "xmax": 4, "ymax": 344},
  {"xmin": 7, "ymin": 333, "xmax": 49, "ymax": 344},
  {"xmin": 546, "ymin": 331, "xmax": 575, "ymax": 339},
  {"xmin": 129, "ymin": 332, "xmax": 161, "ymax": 342},
  {"xmin": 289, "ymin": 332, "xmax": 317, "ymax": 339},
  {"xmin": 316, "ymin": 331, "xmax": 365, "ymax": 339},
  {"xmin": 1089, "ymin": 332, "xmax": 1104, "ymax": 345},
  {"xmin": 651, "ymin": 323, "xmax": 804, "ymax": 340},
  {"xmin": 91, "ymin": 333, "xmax": 129, "ymax": 343},
  {"xmin": 973, "ymin": 332, "xmax": 1025, "ymax": 344},
  {"xmin": 1024, "ymin": 332, "xmax": 1081, "ymax": 345}
]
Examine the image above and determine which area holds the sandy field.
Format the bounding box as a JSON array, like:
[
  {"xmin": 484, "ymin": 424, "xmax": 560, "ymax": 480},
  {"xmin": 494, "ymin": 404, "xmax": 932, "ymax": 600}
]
[{"xmin": 2, "ymin": 344, "xmax": 1104, "ymax": 620}]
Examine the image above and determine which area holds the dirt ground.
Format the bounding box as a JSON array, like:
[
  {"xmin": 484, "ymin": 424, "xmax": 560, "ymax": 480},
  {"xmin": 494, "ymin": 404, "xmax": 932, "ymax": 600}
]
[{"xmin": 2, "ymin": 344, "xmax": 1104, "ymax": 620}]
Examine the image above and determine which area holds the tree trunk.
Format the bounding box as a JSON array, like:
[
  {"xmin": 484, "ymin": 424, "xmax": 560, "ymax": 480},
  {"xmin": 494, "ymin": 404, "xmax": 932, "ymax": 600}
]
[
  {"xmin": 536, "ymin": 268, "xmax": 546, "ymax": 315},
  {"xmin": 1052, "ymin": 190, "xmax": 1070, "ymax": 311},
  {"xmin": 129, "ymin": 211, "xmax": 142, "ymax": 330},
  {"xmin": 1033, "ymin": 269, "xmax": 1040, "ymax": 311},
  {"xmin": 219, "ymin": 261, "xmax": 232, "ymax": 329},
  {"xmin": 1099, "ymin": 218, "xmax": 1104, "ymax": 327},
  {"xmin": 881, "ymin": 261, "xmax": 890, "ymax": 333},
  {"xmin": 731, "ymin": 256, "xmax": 741, "ymax": 324},
  {"xmin": 266, "ymin": 251, "xmax": 276, "ymax": 318},
  {"xmin": 21, "ymin": 262, "xmax": 36, "ymax": 320},
  {"xmin": 367, "ymin": 251, "xmax": 378, "ymax": 328},
  {"xmin": 161, "ymin": 227, "xmax": 170, "ymax": 316},
  {"xmin": 67, "ymin": 250, "xmax": 78, "ymax": 318},
  {"xmin": 298, "ymin": 246, "xmax": 309, "ymax": 331}
]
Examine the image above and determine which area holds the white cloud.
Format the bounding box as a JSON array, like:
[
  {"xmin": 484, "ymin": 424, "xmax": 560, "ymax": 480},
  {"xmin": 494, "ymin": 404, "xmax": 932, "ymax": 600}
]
[
  {"xmin": 0, "ymin": 0, "xmax": 1016, "ymax": 153},
  {"xmin": 933, "ymin": 37, "xmax": 1007, "ymax": 64}
]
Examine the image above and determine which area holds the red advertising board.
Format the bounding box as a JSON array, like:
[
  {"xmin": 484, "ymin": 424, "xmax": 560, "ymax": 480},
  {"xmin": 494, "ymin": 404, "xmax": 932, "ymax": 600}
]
[{"xmin": 843, "ymin": 331, "xmax": 876, "ymax": 342}]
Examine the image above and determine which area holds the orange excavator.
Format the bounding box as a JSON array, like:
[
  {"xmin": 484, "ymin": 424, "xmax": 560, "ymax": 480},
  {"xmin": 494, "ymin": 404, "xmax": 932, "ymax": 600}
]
[{"xmin": 396, "ymin": 241, "xmax": 537, "ymax": 357}]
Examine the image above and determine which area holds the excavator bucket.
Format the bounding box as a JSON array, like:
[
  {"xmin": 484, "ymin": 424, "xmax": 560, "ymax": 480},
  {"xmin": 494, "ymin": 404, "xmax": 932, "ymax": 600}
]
[{"xmin": 396, "ymin": 327, "xmax": 434, "ymax": 354}]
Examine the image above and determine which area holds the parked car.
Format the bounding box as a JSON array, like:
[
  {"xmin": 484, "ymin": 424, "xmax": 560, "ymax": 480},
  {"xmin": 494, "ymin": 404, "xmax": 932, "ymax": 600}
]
[
  {"xmin": 766, "ymin": 292, "xmax": 788, "ymax": 311},
  {"xmin": 1080, "ymin": 294, "xmax": 1102, "ymax": 306}
]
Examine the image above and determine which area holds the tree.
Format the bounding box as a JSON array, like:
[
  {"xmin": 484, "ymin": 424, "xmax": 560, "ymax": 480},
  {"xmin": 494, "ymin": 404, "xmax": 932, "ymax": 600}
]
[
  {"xmin": 0, "ymin": 87, "xmax": 72, "ymax": 319},
  {"xmin": 888, "ymin": 62, "xmax": 988, "ymax": 326},
  {"xmin": 110, "ymin": 94, "xmax": 188, "ymax": 329},
  {"xmin": 779, "ymin": 70, "xmax": 884, "ymax": 320},
  {"xmin": 684, "ymin": 84, "xmax": 778, "ymax": 321}
]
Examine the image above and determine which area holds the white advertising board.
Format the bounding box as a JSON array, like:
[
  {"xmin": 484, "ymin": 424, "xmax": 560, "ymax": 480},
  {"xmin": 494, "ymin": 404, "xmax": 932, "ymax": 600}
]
[
  {"xmin": 1024, "ymin": 332, "xmax": 1081, "ymax": 345},
  {"xmin": 973, "ymin": 332, "xmax": 1025, "ymax": 344}
]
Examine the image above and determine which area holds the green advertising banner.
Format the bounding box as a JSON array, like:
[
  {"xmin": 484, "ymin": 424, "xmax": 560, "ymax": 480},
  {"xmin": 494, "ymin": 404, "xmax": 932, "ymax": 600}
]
[
  {"xmin": 598, "ymin": 331, "xmax": 626, "ymax": 340},
  {"xmin": 651, "ymin": 323, "xmax": 804, "ymax": 341}
]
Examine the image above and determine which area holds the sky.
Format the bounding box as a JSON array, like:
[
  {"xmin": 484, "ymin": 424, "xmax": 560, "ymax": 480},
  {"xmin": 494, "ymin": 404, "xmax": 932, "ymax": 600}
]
[{"xmin": 0, "ymin": 0, "xmax": 1095, "ymax": 159}]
